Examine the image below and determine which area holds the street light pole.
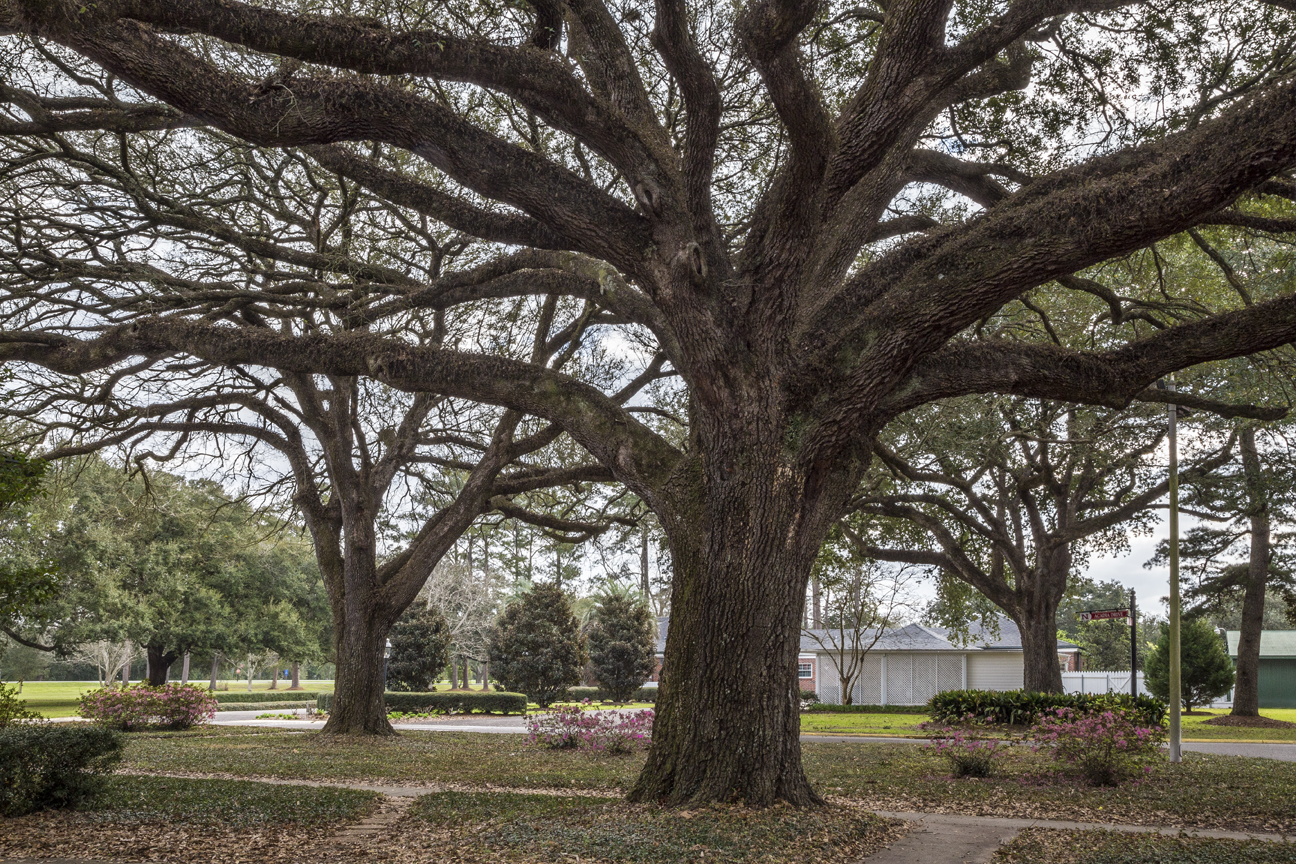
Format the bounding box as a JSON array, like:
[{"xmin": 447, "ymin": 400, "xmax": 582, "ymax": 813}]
[
  {"xmin": 1167, "ymin": 381, "xmax": 1182, "ymax": 763},
  {"xmin": 1130, "ymin": 588, "xmax": 1138, "ymax": 699}
]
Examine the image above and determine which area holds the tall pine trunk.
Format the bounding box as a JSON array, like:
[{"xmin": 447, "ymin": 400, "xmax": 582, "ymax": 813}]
[
  {"xmin": 1232, "ymin": 428, "xmax": 1270, "ymax": 717},
  {"xmin": 290, "ymin": 661, "xmax": 302, "ymax": 690}
]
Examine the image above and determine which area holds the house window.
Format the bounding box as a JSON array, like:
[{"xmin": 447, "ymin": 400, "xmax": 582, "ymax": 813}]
[{"xmin": 798, "ymin": 662, "xmax": 814, "ymax": 679}]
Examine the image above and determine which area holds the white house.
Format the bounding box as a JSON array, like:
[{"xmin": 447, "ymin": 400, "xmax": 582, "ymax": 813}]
[{"xmin": 804, "ymin": 619, "xmax": 1079, "ymax": 706}]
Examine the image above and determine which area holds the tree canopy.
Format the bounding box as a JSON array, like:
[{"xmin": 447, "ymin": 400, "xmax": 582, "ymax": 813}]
[{"xmin": 4, "ymin": 0, "xmax": 1296, "ymax": 804}]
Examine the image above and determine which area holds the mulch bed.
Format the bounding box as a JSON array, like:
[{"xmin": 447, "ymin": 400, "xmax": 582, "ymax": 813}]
[{"xmin": 1201, "ymin": 714, "xmax": 1296, "ymax": 729}]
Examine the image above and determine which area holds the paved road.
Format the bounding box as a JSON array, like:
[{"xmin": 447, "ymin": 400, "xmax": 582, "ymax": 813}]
[{"xmin": 213, "ymin": 711, "xmax": 1296, "ymax": 761}]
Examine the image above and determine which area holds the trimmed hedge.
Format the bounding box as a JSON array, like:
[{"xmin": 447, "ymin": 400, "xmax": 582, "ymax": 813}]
[
  {"xmin": 316, "ymin": 691, "xmax": 527, "ymax": 715},
  {"xmin": 566, "ymin": 686, "xmax": 658, "ymax": 703},
  {"xmin": 212, "ymin": 691, "xmax": 321, "ymax": 704},
  {"xmin": 805, "ymin": 704, "xmax": 929, "ymax": 714},
  {"xmin": 0, "ymin": 725, "xmax": 123, "ymax": 816},
  {"xmin": 928, "ymin": 689, "xmax": 1167, "ymax": 727},
  {"xmin": 217, "ymin": 701, "xmax": 317, "ymax": 712}
]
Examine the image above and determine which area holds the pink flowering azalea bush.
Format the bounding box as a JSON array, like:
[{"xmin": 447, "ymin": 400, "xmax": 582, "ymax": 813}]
[
  {"xmin": 926, "ymin": 727, "xmax": 1002, "ymax": 777},
  {"xmin": 1031, "ymin": 706, "xmax": 1165, "ymax": 786},
  {"xmin": 526, "ymin": 705, "xmax": 654, "ymax": 754},
  {"xmin": 79, "ymin": 683, "xmax": 217, "ymax": 731}
]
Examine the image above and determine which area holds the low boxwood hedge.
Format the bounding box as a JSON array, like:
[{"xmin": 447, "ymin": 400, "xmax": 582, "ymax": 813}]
[
  {"xmin": 928, "ymin": 689, "xmax": 1167, "ymax": 727},
  {"xmin": 217, "ymin": 701, "xmax": 316, "ymax": 712},
  {"xmin": 566, "ymin": 686, "xmax": 658, "ymax": 703},
  {"xmin": 804, "ymin": 704, "xmax": 929, "ymax": 714},
  {"xmin": 212, "ymin": 691, "xmax": 320, "ymax": 704},
  {"xmin": 316, "ymin": 691, "xmax": 527, "ymax": 715},
  {"xmin": 0, "ymin": 724, "xmax": 123, "ymax": 816}
]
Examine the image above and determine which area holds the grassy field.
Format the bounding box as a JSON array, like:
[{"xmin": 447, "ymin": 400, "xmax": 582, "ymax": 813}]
[
  {"xmin": 799, "ymin": 707, "xmax": 1296, "ymax": 742},
  {"xmin": 8, "ymin": 679, "xmax": 337, "ymax": 718},
  {"xmin": 114, "ymin": 728, "xmax": 1296, "ymax": 832},
  {"xmin": 995, "ymin": 829, "xmax": 1296, "ymax": 863}
]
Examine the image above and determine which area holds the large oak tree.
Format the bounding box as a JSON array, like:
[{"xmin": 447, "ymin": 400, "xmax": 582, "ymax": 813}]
[{"xmin": 4, "ymin": 0, "xmax": 1296, "ymax": 804}]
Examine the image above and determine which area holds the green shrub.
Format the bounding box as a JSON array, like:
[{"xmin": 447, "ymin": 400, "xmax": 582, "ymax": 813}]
[
  {"xmin": 215, "ymin": 701, "xmax": 316, "ymax": 712},
  {"xmin": 0, "ymin": 682, "xmax": 42, "ymax": 725},
  {"xmin": 928, "ymin": 689, "xmax": 1166, "ymax": 727},
  {"xmin": 79, "ymin": 683, "xmax": 216, "ymax": 730},
  {"xmin": 566, "ymin": 686, "xmax": 658, "ymax": 703},
  {"xmin": 316, "ymin": 690, "xmax": 527, "ymax": 715},
  {"xmin": 388, "ymin": 606, "xmax": 452, "ymax": 692},
  {"xmin": 586, "ymin": 591, "xmax": 658, "ymax": 703},
  {"xmin": 1146, "ymin": 618, "xmax": 1236, "ymax": 711},
  {"xmin": 487, "ymin": 583, "xmax": 587, "ymax": 708},
  {"xmin": 805, "ymin": 703, "xmax": 928, "ymax": 714},
  {"xmin": 211, "ymin": 691, "xmax": 320, "ymax": 704},
  {"xmin": 0, "ymin": 724, "xmax": 123, "ymax": 816}
]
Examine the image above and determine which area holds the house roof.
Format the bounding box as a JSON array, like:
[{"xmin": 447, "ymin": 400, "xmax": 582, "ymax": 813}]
[
  {"xmin": 1226, "ymin": 630, "xmax": 1296, "ymax": 659},
  {"xmin": 653, "ymin": 615, "xmax": 1077, "ymax": 655}
]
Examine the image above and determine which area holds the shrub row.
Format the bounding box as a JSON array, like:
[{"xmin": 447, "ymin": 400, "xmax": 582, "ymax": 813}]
[
  {"xmin": 566, "ymin": 686, "xmax": 658, "ymax": 703},
  {"xmin": 316, "ymin": 691, "xmax": 528, "ymax": 715},
  {"xmin": 217, "ymin": 701, "xmax": 316, "ymax": 712},
  {"xmin": 0, "ymin": 725, "xmax": 123, "ymax": 816},
  {"xmin": 804, "ymin": 704, "xmax": 930, "ymax": 714},
  {"xmin": 212, "ymin": 691, "xmax": 320, "ymax": 704},
  {"xmin": 928, "ymin": 689, "xmax": 1167, "ymax": 727}
]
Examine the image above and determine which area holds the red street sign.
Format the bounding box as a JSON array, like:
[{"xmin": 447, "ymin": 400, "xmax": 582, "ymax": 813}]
[{"xmin": 1080, "ymin": 609, "xmax": 1129, "ymax": 622}]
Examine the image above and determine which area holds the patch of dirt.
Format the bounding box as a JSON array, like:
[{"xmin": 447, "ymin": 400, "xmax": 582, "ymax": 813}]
[{"xmin": 1201, "ymin": 714, "xmax": 1296, "ymax": 729}]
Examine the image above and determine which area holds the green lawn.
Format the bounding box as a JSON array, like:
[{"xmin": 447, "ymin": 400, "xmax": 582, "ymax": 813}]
[
  {"xmin": 996, "ymin": 829, "xmax": 1296, "ymax": 863},
  {"xmin": 8, "ymin": 679, "xmax": 336, "ymax": 718},
  {"xmin": 115, "ymin": 728, "xmax": 1296, "ymax": 832}
]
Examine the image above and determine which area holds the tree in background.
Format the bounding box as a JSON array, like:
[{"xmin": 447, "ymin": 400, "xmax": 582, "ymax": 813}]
[
  {"xmin": 1149, "ymin": 426, "xmax": 1296, "ymax": 717},
  {"xmin": 587, "ymin": 588, "xmax": 657, "ymax": 703},
  {"xmin": 0, "ymin": 451, "xmax": 53, "ymax": 631},
  {"xmin": 803, "ymin": 526, "xmax": 913, "ymax": 706},
  {"xmin": 0, "ymin": 457, "xmax": 329, "ymax": 684},
  {"xmin": 387, "ymin": 606, "xmax": 452, "ymax": 693},
  {"xmin": 1146, "ymin": 618, "xmax": 1236, "ymax": 712},
  {"xmin": 488, "ymin": 583, "xmax": 586, "ymax": 708},
  {"xmin": 1057, "ymin": 578, "xmax": 1160, "ymax": 673},
  {"xmin": 854, "ymin": 398, "xmax": 1237, "ymax": 692}
]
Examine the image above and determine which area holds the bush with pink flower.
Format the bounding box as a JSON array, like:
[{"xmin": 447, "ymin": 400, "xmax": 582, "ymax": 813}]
[
  {"xmin": 926, "ymin": 727, "xmax": 1002, "ymax": 777},
  {"xmin": 78, "ymin": 683, "xmax": 217, "ymax": 731},
  {"xmin": 1030, "ymin": 706, "xmax": 1164, "ymax": 786},
  {"xmin": 526, "ymin": 704, "xmax": 654, "ymax": 753}
]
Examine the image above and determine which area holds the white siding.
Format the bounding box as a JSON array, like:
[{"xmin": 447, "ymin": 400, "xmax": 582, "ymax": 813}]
[{"xmin": 966, "ymin": 652, "xmax": 1024, "ymax": 691}]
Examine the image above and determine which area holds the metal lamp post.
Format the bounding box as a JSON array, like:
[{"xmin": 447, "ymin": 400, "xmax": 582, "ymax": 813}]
[
  {"xmin": 383, "ymin": 639, "xmax": 393, "ymax": 692},
  {"xmin": 1165, "ymin": 378, "xmax": 1183, "ymax": 764}
]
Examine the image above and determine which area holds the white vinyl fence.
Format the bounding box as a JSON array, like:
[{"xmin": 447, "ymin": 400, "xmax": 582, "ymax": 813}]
[{"xmin": 1061, "ymin": 670, "xmax": 1233, "ymax": 707}]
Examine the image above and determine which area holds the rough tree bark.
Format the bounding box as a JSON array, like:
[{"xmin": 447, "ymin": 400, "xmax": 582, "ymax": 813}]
[{"xmin": 145, "ymin": 642, "xmax": 178, "ymax": 687}]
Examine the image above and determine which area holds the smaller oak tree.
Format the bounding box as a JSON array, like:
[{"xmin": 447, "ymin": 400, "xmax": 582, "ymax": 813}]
[
  {"xmin": 488, "ymin": 583, "xmax": 586, "ymax": 708},
  {"xmin": 588, "ymin": 590, "xmax": 657, "ymax": 703},
  {"xmin": 387, "ymin": 607, "xmax": 453, "ymax": 693},
  {"xmin": 1146, "ymin": 618, "xmax": 1236, "ymax": 712}
]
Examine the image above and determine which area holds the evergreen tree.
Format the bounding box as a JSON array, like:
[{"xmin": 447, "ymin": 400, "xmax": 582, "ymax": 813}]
[
  {"xmin": 386, "ymin": 606, "xmax": 452, "ymax": 692},
  {"xmin": 487, "ymin": 583, "xmax": 586, "ymax": 708},
  {"xmin": 1146, "ymin": 618, "xmax": 1236, "ymax": 712},
  {"xmin": 587, "ymin": 590, "xmax": 657, "ymax": 703}
]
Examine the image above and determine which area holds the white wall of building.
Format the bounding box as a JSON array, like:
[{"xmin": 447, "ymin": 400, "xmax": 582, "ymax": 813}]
[{"xmin": 965, "ymin": 652, "xmax": 1025, "ymax": 692}]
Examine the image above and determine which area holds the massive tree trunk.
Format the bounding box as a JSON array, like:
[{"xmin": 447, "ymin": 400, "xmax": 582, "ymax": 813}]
[
  {"xmin": 631, "ymin": 426, "xmax": 848, "ymax": 806},
  {"xmin": 1016, "ymin": 603, "xmax": 1064, "ymax": 694},
  {"xmin": 321, "ymin": 608, "xmax": 394, "ymax": 735},
  {"xmin": 1232, "ymin": 428, "xmax": 1270, "ymax": 717},
  {"xmin": 145, "ymin": 642, "xmax": 179, "ymax": 687}
]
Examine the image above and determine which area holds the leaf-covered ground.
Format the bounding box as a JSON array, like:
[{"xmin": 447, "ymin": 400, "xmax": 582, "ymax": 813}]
[
  {"xmin": 995, "ymin": 829, "xmax": 1296, "ymax": 863},
  {"xmin": 106, "ymin": 729, "xmax": 1296, "ymax": 832}
]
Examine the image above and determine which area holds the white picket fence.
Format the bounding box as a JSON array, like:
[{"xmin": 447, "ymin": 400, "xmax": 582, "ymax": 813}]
[{"xmin": 1061, "ymin": 670, "xmax": 1232, "ymax": 707}]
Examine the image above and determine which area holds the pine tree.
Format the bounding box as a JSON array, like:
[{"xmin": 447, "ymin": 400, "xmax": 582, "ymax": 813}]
[
  {"xmin": 387, "ymin": 606, "xmax": 452, "ymax": 692},
  {"xmin": 1146, "ymin": 618, "xmax": 1236, "ymax": 712},
  {"xmin": 588, "ymin": 590, "xmax": 657, "ymax": 703},
  {"xmin": 487, "ymin": 583, "xmax": 586, "ymax": 707}
]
